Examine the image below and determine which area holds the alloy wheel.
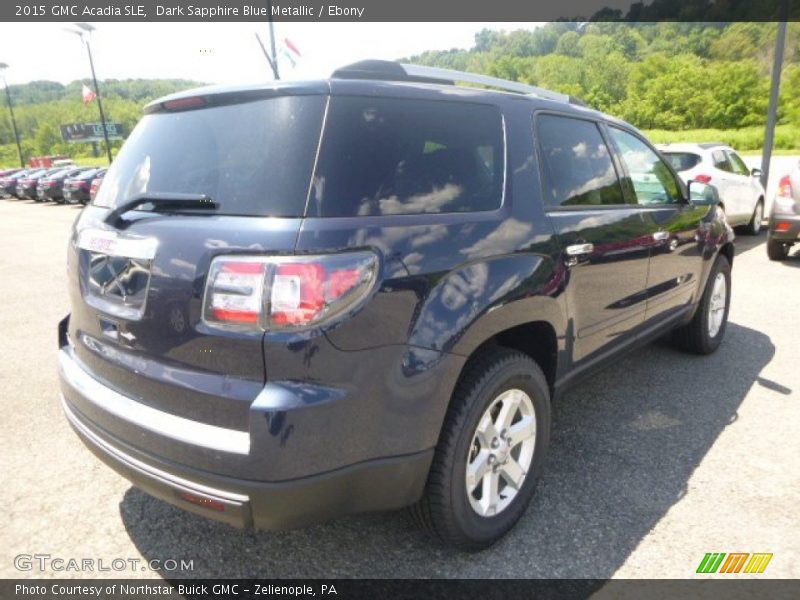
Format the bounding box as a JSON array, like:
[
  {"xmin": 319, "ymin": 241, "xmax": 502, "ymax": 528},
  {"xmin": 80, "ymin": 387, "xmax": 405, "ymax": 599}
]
[
  {"xmin": 753, "ymin": 203, "xmax": 763, "ymax": 233},
  {"xmin": 466, "ymin": 388, "xmax": 536, "ymax": 517},
  {"xmin": 707, "ymin": 272, "xmax": 727, "ymax": 337}
]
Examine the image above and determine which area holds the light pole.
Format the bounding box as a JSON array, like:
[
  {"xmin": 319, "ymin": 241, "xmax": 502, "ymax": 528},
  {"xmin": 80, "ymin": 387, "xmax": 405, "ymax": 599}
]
[
  {"xmin": 65, "ymin": 23, "xmax": 113, "ymax": 164},
  {"xmin": 761, "ymin": 19, "xmax": 788, "ymax": 191},
  {"xmin": 266, "ymin": 0, "xmax": 279, "ymax": 79},
  {"xmin": 0, "ymin": 63, "xmax": 24, "ymax": 168}
]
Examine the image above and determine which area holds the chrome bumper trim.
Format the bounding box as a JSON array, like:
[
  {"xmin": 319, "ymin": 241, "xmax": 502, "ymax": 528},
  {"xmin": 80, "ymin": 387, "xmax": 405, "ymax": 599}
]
[
  {"xmin": 58, "ymin": 348, "xmax": 250, "ymax": 455},
  {"xmin": 62, "ymin": 394, "xmax": 249, "ymax": 505}
]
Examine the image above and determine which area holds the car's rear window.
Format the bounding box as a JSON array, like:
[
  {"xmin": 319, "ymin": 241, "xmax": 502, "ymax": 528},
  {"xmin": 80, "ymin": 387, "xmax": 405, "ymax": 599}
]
[
  {"xmin": 308, "ymin": 96, "xmax": 505, "ymax": 217},
  {"xmin": 74, "ymin": 169, "xmax": 99, "ymax": 180},
  {"xmin": 662, "ymin": 152, "xmax": 702, "ymax": 172},
  {"xmin": 93, "ymin": 95, "xmax": 326, "ymax": 217}
]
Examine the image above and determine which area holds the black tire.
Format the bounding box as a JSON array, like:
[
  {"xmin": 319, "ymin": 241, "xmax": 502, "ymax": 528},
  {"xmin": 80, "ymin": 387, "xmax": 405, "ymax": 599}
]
[
  {"xmin": 744, "ymin": 199, "xmax": 764, "ymax": 235},
  {"xmin": 767, "ymin": 237, "xmax": 790, "ymax": 261},
  {"xmin": 410, "ymin": 347, "xmax": 551, "ymax": 551},
  {"xmin": 671, "ymin": 254, "xmax": 731, "ymax": 354}
]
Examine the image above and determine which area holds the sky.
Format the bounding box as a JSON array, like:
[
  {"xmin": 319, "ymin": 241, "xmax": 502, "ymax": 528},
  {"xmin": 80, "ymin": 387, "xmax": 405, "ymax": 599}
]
[{"xmin": 0, "ymin": 22, "xmax": 543, "ymax": 86}]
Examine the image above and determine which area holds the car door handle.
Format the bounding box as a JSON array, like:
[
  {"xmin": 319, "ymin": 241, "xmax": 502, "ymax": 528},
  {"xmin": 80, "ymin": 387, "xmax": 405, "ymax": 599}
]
[
  {"xmin": 653, "ymin": 231, "xmax": 670, "ymax": 241},
  {"xmin": 565, "ymin": 243, "xmax": 594, "ymax": 256}
]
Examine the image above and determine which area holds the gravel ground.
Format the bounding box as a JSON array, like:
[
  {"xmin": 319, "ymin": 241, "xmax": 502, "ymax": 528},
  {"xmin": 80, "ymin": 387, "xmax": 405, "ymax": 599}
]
[{"xmin": 0, "ymin": 197, "xmax": 798, "ymax": 580}]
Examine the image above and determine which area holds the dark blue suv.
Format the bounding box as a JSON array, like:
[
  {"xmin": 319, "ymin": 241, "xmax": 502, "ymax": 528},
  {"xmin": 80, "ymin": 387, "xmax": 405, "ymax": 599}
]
[{"xmin": 59, "ymin": 61, "xmax": 734, "ymax": 550}]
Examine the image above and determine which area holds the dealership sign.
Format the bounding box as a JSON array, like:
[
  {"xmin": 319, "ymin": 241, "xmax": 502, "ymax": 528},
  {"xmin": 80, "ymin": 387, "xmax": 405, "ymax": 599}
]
[{"xmin": 60, "ymin": 122, "xmax": 124, "ymax": 143}]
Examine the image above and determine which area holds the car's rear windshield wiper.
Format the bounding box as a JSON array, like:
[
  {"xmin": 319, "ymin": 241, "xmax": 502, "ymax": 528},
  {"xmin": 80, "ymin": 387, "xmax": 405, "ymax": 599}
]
[{"xmin": 104, "ymin": 192, "xmax": 217, "ymax": 226}]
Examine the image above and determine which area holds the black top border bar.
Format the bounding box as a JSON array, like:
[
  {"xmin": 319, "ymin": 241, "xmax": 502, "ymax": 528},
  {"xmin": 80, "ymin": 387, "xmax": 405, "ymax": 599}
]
[{"xmin": 3, "ymin": 0, "xmax": 799, "ymax": 22}]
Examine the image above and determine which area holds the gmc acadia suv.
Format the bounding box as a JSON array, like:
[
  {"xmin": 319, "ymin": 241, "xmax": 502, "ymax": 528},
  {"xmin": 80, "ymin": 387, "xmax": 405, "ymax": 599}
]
[{"xmin": 58, "ymin": 61, "xmax": 735, "ymax": 550}]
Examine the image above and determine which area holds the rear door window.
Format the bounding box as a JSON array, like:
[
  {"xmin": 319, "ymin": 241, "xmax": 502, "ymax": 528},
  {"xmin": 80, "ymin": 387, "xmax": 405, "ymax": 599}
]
[
  {"xmin": 309, "ymin": 96, "xmax": 505, "ymax": 217},
  {"xmin": 93, "ymin": 95, "xmax": 326, "ymax": 217},
  {"xmin": 536, "ymin": 114, "xmax": 625, "ymax": 208}
]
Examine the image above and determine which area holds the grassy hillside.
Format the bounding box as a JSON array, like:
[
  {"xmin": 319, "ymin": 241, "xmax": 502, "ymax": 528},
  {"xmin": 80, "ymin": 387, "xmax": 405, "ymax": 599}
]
[
  {"xmin": 644, "ymin": 124, "xmax": 800, "ymax": 152},
  {"xmin": 405, "ymin": 23, "xmax": 800, "ymax": 150},
  {"xmin": 2, "ymin": 23, "xmax": 799, "ymax": 167}
]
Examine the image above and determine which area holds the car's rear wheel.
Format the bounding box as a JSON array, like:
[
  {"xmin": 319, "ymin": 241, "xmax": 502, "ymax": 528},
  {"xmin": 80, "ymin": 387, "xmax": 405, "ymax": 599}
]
[
  {"xmin": 671, "ymin": 254, "xmax": 731, "ymax": 354},
  {"xmin": 767, "ymin": 237, "xmax": 790, "ymax": 261},
  {"xmin": 745, "ymin": 200, "xmax": 764, "ymax": 235},
  {"xmin": 410, "ymin": 348, "xmax": 550, "ymax": 551}
]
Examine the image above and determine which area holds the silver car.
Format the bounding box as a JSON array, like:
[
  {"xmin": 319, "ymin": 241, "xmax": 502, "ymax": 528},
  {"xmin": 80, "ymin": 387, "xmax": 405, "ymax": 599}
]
[
  {"xmin": 659, "ymin": 142, "xmax": 766, "ymax": 235},
  {"xmin": 767, "ymin": 160, "xmax": 800, "ymax": 261}
]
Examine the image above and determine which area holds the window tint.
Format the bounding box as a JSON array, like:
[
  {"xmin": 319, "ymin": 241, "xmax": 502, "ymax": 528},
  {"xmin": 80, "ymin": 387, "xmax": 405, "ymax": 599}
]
[
  {"xmin": 727, "ymin": 151, "xmax": 750, "ymax": 176},
  {"xmin": 663, "ymin": 152, "xmax": 702, "ymax": 172},
  {"xmin": 94, "ymin": 95, "xmax": 326, "ymax": 217},
  {"xmin": 609, "ymin": 128, "xmax": 681, "ymax": 205},
  {"xmin": 310, "ymin": 97, "xmax": 504, "ymax": 217},
  {"xmin": 712, "ymin": 149, "xmax": 733, "ymax": 172},
  {"xmin": 536, "ymin": 115, "xmax": 624, "ymax": 207}
]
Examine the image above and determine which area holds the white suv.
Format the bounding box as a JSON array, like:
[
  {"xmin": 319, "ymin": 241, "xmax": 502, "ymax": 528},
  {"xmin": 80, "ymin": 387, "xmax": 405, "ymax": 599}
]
[{"xmin": 658, "ymin": 143, "xmax": 765, "ymax": 235}]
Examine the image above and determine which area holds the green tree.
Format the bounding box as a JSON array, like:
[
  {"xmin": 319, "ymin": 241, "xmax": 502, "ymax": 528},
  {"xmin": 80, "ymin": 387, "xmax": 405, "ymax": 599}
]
[
  {"xmin": 34, "ymin": 123, "xmax": 61, "ymax": 155},
  {"xmin": 556, "ymin": 31, "xmax": 581, "ymax": 57}
]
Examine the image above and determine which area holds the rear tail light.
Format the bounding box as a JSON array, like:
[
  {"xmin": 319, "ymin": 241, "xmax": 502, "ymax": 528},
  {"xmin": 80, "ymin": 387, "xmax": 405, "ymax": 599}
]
[
  {"xmin": 90, "ymin": 179, "xmax": 102, "ymax": 201},
  {"xmin": 202, "ymin": 251, "xmax": 379, "ymax": 331},
  {"xmin": 694, "ymin": 174, "xmax": 712, "ymax": 184},
  {"xmin": 775, "ymin": 221, "xmax": 791, "ymax": 232},
  {"xmin": 774, "ymin": 175, "xmax": 796, "ymax": 215},
  {"xmin": 777, "ymin": 175, "xmax": 792, "ymax": 198}
]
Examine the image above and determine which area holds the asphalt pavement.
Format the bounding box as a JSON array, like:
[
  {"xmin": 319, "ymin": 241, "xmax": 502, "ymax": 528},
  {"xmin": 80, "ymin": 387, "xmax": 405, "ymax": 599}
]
[{"xmin": 1, "ymin": 196, "xmax": 798, "ymax": 579}]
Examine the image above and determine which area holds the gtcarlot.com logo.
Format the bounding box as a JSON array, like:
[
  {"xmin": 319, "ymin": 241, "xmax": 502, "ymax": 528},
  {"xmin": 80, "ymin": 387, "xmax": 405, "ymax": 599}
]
[
  {"xmin": 696, "ymin": 552, "xmax": 773, "ymax": 574},
  {"xmin": 14, "ymin": 554, "xmax": 194, "ymax": 573}
]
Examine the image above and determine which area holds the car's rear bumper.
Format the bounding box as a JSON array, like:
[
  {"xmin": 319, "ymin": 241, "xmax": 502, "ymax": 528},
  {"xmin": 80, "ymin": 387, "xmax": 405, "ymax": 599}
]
[
  {"xmin": 65, "ymin": 191, "xmax": 90, "ymax": 203},
  {"xmin": 769, "ymin": 214, "xmax": 800, "ymax": 242},
  {"xmin": 58, "ymin": 340, "xmax": 435, "ymax": 530},
  {"xmin": 62, "ymin": 395, "xmax": 432, "ymax": 529}
]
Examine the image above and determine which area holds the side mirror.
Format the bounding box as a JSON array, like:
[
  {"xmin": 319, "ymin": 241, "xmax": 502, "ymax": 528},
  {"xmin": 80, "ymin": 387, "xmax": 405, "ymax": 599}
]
[
  {"xmin": 688, "ymin": 180, "xmax": 720, "ymax": 205},
  {"xmin": 751, "ymin": 167, "xmax": 762, "ymax": 178}
]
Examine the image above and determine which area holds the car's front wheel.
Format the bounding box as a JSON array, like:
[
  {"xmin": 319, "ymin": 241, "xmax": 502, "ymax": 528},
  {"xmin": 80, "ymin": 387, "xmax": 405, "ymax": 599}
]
[{"xmin": 410, "ymin": 348, "xmax": 550, "ymax": 551}]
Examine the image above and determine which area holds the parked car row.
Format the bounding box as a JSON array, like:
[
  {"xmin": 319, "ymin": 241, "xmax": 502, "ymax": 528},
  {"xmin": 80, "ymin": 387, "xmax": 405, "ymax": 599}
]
[{"xmin": 0, "ymin": 166, "xmax": 106, "ymax": 204}]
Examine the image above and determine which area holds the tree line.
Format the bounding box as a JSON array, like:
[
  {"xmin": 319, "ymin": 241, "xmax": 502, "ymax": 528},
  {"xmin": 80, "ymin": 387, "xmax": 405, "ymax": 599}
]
[
  {"xmin": 1, "ymin": 23, "xmax": 799, "ymax": 165},
  {"xmin": 0, "ymin": 79, "xmax": 201, "ymax": 165},
  {"xmin": 405, "ymin": 22, "xmax": 799, "ymax": 131}
]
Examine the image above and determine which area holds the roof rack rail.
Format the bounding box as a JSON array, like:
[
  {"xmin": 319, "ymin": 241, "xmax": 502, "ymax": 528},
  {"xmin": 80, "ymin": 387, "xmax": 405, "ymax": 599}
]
[{"xmin": 331, "ymin": 60, "xmax": 586, "ymax": 106}]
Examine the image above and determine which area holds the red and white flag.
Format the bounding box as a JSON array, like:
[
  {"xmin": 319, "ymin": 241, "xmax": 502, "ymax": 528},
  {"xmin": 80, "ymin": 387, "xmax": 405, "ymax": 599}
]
[
  {"xmin": 82, "ymin": 84, "xmax": 96, "ymax": 105},
  {"xmin": 281, "ymin": 37, "xmax": 302, "ymax": 68}
]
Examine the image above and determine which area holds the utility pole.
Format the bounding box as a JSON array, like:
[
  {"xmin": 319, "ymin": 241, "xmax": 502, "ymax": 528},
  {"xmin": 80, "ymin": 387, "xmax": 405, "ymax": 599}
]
[
  {"xmin": 761, "ymin": 7, "xmax": 788, "ymax": 190},
  {"xmin": 67, "ymin": 23, "xmax": 113, "ymax": 164},
  {"xmin": 255, "ymin": 33, "xmax": 279, "ymax": 79},
  {"xmin": 267, "ymin": 0, "xmax": 280, "ymax": 80},
  {"xmin": 0, "ymin": 63, "xmax": 24, "ymax": 167}
]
